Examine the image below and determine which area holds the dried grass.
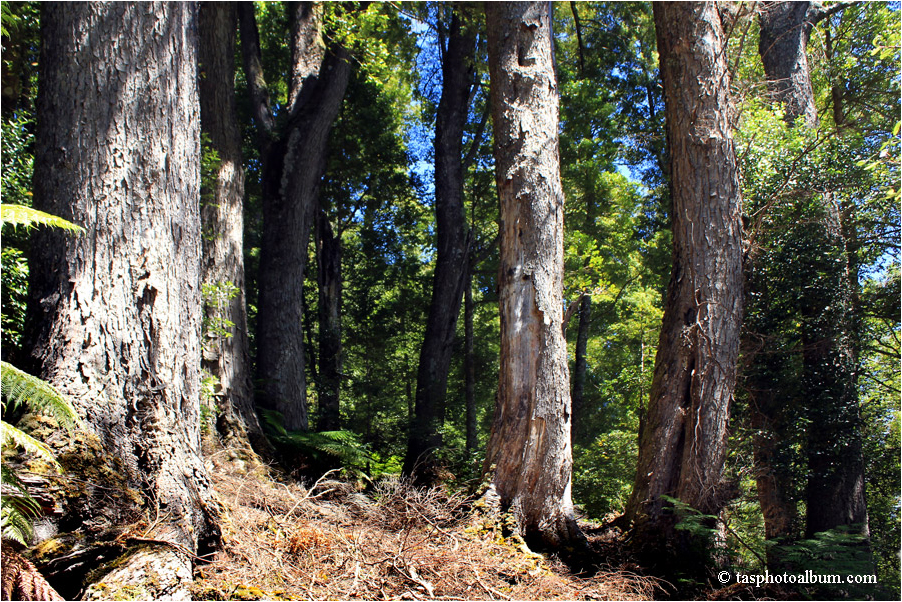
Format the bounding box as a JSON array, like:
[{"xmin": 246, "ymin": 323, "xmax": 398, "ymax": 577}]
[{"xmin": 193, "ymin": 447, "xmax": 657, "ymax": 601}]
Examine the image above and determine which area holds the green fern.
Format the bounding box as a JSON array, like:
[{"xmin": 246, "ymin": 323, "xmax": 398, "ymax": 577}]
[
  {"xmin": 1, "ymin": 362, "xmax": 80, "ymax": 432},
  {"xmin": 1, "ymin": 465, "xmax": 41, "ymax": 545},
  {"xmin": 260, "ymin": 409, "xmax": 371, "ymax": 469},
  {"xmin": 0, "ymin": 204, "xmax": 83, "ymax": 233},
  {"xmin": 1, "ymin": 205, "xmax": 83, "ymax": 545},
  {"xmin": 1, "ymin": 363, "xmax": 81, "ymax": 544}
]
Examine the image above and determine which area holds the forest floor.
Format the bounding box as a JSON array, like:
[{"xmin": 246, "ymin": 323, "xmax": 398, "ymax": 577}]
[{"xmin": 192, "ymin": 442, "xmax": 660, "ymax": 601}]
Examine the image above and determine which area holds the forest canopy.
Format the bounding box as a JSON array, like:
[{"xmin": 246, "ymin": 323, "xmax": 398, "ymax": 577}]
[{"xmin": 0, "ymin": 1, "xmax": 899, "ymax": 600}]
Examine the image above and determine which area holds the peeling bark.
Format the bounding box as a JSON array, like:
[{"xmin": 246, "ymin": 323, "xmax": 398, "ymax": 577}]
[
  {"xmin": 627, "ymin": 0, "xmax": 744, "ymax": 549},
  {"xmin": 483, "ymin": 1, "xmax": 583, "ymax": 552}
]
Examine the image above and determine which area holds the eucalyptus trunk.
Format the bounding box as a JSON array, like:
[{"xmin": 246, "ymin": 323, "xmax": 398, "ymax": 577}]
[
  {"xmin": 403, "ymin": 10, "xmax": 474, "ymax": 483},
  {"xmin": 239, "ymin": 2, "xmax": 351, "ymax": 431},
  {"xmin": 316, "ymin": 206, "xmax": 342, "ymax": 432},
  {"xmin": 626, "ymin": 1, "xmax": 744, "ymax": 560},
  {"xmin": 198, "ymin": 1, "xmax": 268, "ymax": 455},
  {"xmin": 755, "ymin": 0, "xmax": 869, "ymax": 546},
  {"xmin": 482, "ymin": 1, "xmax": 583, "ymax": 551},
  {"xmin": 464, "ymin": 265, "xmax": 478, "ymax": 454},
  {"xmin": 26, "ymin": 3, "xmax": 218, "ymax": 597}
]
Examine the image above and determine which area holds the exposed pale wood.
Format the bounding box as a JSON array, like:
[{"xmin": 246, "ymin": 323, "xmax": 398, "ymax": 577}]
[{"xmin": 483, "ymin": 1, "xmax": 583, "ymax": 550}]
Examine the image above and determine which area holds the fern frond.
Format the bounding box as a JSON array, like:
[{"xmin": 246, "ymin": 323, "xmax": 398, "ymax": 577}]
[
  {"xmin": 259, "ymin": 408, "xmax": 289, "ymax": 437},
  {"xmin": 0, "ymin": 421, "xmax": 60, "ymax": 469},
  {"xmin": 1, "ymin": 501, "xmax": 36, "ymax": 545},
  {"xmin": 1, "ymin": 362, "xmax": 80, "ymax": 431},
  {"xmin": 0, "ymin": 465, "xmax": 40, "ymax": 545},
  {"xmin": 0, "ymin": 204, "xmax": 83, "ymax": 233},
  {"xmin": 279, "ymin": 430, "xmax": 371, "ymax": 465}
]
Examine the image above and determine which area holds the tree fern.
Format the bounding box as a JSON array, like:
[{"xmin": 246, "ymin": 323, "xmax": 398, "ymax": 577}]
[
  {"xmin": 1, "ymin": 465, "xmax": 40, "ymax": 545},
  {"xmin": 1, "ymin": 207, "xmax": 83, "ymax": 546},
  {"xmin": 260, "ymin": 409, "xmax": 371, "ymax": 469},
  {"xmin": 1, "ymin": 362, "xmax": 80, "ymax": 432},
  {"xmin": 0, "ymin": 204, "xmax": 83, "ymax": 233},
  {"xmin": 1, "ymin": 364, "xmax": 80, "ymax": 544}
]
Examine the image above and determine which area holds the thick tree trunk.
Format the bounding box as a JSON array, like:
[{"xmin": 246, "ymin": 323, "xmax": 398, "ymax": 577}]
[
  {"xmin": 755, "ymin": 0, "xmax": 869, "ymax": 545},
  {"xmin": 403, "ymin": 11, "xmax": 474, "ymax": 483},
  {"xmin": 240, "ymin": 2, "xmax": 352, "ymax": 431},
  {"xmin": 571, "ymin": 294, "xmax": 591, "ymax": 443},
  {"xmin": 198, "ymin": 2, "xmax": 269, "ymax": 456},
  {"xmin": 316, "ymin": 206, "xmax": 342, "ymax": 432},
  {"xmin": 758, "ymin": 1, "xmax": 819, "ymax": 127},
  {"xmin": 626, "ymin": 0, "xmax": 743, "ymax": 552},
  {"xmin": 796, "ymin": 191, "xmax": 866, "ymax": 539},
  {"xmin": 26, "ymin": 2, "xmax": 219, "ymax": 596},
  {"xmin": 482, "ymin": 1, "xmax": 583, "ymax": 552}
]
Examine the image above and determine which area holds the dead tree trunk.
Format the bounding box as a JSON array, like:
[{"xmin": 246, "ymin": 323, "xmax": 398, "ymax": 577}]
[
  {"xmin": 198, "ymin": 1, "xmax": 269, "ymax": 456},
  {"xmin": 26, "ymin": 2, "xmax": 219, "ymax": 597},
  {"xmin": 403, "ymin": 9, "xmax": 475, "ymax": 483},
  {"xmin": 482, "ymin": 1, "xmax": 584, "ymax": 552},
  {"xmin": 626, "ymin": 0, "xmax": 744, "ymax": 564}
]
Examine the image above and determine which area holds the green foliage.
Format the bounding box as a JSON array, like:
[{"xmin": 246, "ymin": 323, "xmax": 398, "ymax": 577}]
[
  {"xmin": 202, "ymin": 280, "xmax": 239, "ymax": 342},
  {"xmin": 1, "ymin": 462, "xmax": 41, "ymax": 545},
  {"xmin": 772, "ymin": 527, "xmax": 880, "ymax": 598},
  {"xmin": 572, "ymin": 430, "xmax": 637, "ymax": 519},
  {"xmin": 1, "ymin": 115, "xmax": 34, "ymax": 208},
  {"xmin": 261, "ymin": 409, "xmax": 370, "ymax": 475},
  {"xmin": 1, "ymin": 361, "xmax": 81, "ymax": 544},
  {"xmin": 1, "ymin": 246, "xmax": 27, "ymax": 354},
  {"xmin": 200, "ymin": 131, "xmax": 222, "ymax": 214},
  {"xmin": 0, "ymin": 204, "xmax": 83, "ymax": 234}
]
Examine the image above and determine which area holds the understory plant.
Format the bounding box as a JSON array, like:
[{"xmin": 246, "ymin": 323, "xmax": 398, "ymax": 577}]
[{"xmin": 1, "ymin": 203, "xmax": 83, "ymax": 544}]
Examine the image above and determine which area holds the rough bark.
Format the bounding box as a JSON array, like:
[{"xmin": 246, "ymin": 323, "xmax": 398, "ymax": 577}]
[
  {"xmin": 758, "ymin": 1, "xmax": 819, "ymax": 127},
  {"xmin": 755, "ymin": 0, "xmax": 869, "ymax": 545},
  {"xmin": 239, "ymin": 2, "xmax": 352, "ymax": 431},
  {"xmin": 627, "ymin": 0, "xmax": 744, "ymax": 547},
  {"xmin": 198, "ymin": 1, "xmax": 268, "ymax": 456},
  {"xmin": 403, "ymin": 10, "xmax": 474, "ymax": 483},
  {"xmin": 482, "ymin": 1, "xmax": 583, "ymax": 552},
  {"xmin": 316, "ymin": 206, "xmax": 342, "ymax": 432},
  {"xmin": 25, "ymin": 2, "xmax": 219, "ymax": 596}
]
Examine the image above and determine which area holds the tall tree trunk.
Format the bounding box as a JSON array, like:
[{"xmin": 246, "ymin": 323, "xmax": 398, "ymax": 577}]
[
  {"xmin": 626, "ymin": 0, "xmax": 744, "ymax": 563},
  {"xmin": 758, "ymin": 1, "xmax": 819, "ymax": 127},
  {"xmin": 239, "ymin": 2, "xmax": 351, "ymax": 431},
  {"xmin": 26, "ymin": 3, "xmax": 219, "ymax": 597},
  {"xmin": 464, "ymin": 264, "xmax": 478, "ymax": 454},
  {"xmin": 755, "ymin": 0, "xmax": 869, "ymax": 544},
  {"xmin": 403, "ymin": 10, "xmax": 474, "ymax": 483},
  {"xmin": 571, "ymin": 294, "xmax": 591, "ymax": 444},
  {"xmin": 482, "ymin": 1, "xmax": 583, "ymax": 552},
  {"xmin": 316, "ymin": 206, "xmax": 342, "ymax": 432},
  {"xmin": 198, "ymin": 1, "xmax": 268, "ymax": 456}
]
